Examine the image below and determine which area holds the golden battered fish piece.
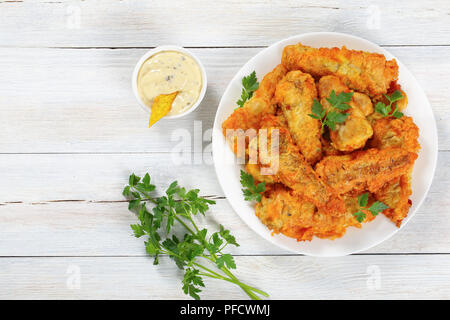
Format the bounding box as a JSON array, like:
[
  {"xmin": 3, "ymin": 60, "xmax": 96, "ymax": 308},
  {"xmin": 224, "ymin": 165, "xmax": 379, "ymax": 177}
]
[
  {"xmin": 374, "ymin": 175, "xmax": 412, "ymax": 227},
  {"xmin": 318, "ymin": 75, "xmax": 373, "ymax": 152},
  {"xmin": 221, "ymin": 65, "xmax": 288, "ymax": 155},
  {"xmin": 315, "ymin": 148, "xmax": 418, "ymax": 195},
  {"xmin": 255, "ymin": 185, "xmax": 360, "ymax": 241},
  {"xmin": 221, "ymin": 97, "xmax": 271, "ymax": 155},
  {"xmin": 282, "ymin": 43, "xmax": 399, "ymax": 98},
  {"xmin": 259, "ymin": 115, "xmax": 344, "ymax": 213},
  {"xmin": 321, "ymin": 134, "xmax": 342, "ymax": 157},
  {"xmin": 253, "ymin": 64, "xmax": 288, "ymax": 104},
  {"xmin": 275, "ymin": 70, "xmax": 322, "ymax": 164},
  {"xmin": 352, "ymin": 92, "xmax": 374, "ymax": 117},
  {"xmin": 369, "ymin": 116, "xmax": 420, "ymax": 153},
  {"xmin": 370, "ymin": 116, "xmax": 420, "ymax": 226},
  {"xmin": 245, "ymin": 163, "xmax": 279, "ymax": 185}
]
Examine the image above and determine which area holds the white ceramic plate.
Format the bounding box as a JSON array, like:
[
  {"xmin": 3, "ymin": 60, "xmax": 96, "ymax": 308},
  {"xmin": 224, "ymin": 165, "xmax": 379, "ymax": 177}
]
[{"xmin": 212, "ymin": 32, "xmax": 438, "ymax": 257}]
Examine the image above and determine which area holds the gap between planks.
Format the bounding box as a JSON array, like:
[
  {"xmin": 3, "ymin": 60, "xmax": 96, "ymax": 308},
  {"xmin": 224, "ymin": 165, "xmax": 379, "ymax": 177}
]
[
  {"xmin": 1, "ymin": 253, "xmax": 450, "ymax": 258},
  {"xmin": 2, "ymin": 45, "xmax": 450, "ymax": 50},
  {"xmin": 0, "ymin": 195, "xmax": 225, "ymax": 206}
]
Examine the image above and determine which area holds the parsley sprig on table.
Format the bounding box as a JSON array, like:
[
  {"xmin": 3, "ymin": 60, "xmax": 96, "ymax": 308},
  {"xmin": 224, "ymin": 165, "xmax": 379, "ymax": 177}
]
[
  {"xmin": 123, "ymin": 172, "xmax": 269, "ymax": 300},
  {"xmin": 308, "ymin": 90, "xmax": 354, "ymax": 133},
  {"xmin": 353, "ymin": 192, "xmax": 389, "ymax": 223},
  {"xmin": 236, "ymin": 71, "xmax": 259, "ymax": 108},
  {"xmin": 240, "ymin": 170, "xmax": 265, "ymax": 202},
  {"xmin": 375, "ymin": 90, "xmax": 404, "ymax": 118}
]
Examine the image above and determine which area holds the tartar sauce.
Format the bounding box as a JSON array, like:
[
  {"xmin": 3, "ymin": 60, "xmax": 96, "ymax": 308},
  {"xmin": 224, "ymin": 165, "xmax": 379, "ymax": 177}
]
[{"xmin": 137, "ymin": 51, "xmax": 203, "ymax": 116}]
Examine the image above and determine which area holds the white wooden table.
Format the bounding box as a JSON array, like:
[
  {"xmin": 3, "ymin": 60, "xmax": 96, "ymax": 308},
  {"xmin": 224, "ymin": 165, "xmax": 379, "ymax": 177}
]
[{"xmin": 0, "ymin": 0, "xmax": 449, "ymax": 299}]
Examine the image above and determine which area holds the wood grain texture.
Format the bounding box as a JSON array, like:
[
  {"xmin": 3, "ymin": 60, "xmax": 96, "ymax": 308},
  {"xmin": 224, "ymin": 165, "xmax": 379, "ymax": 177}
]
[
  {"xmin": 0, "ymin": 47, "xmax": 448, "ymax": 153},
  {"xmin": 0, "ymin": 0, "xmax": 449, "ymax": 47},
  {"xmin": 1, "ymin": 255, "xmax": 449, "ymax": 299},
  {"xmin": 0, "ymin": 0, "xmax": 449, "ymax": 300},
  {"xmin": 0, "ymin": 153, "xmax": 448, "ymax": 256}
]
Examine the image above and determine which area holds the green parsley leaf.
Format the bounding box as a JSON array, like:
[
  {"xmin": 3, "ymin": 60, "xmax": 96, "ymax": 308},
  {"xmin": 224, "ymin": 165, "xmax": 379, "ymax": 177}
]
[
  {"xmin": 129, "ymin": 173, "xmax": 140, "ymax": 186},
  {"xmin": 326, "ymin": 111, "xmax": 348, "ymax": 125},
  {"xmin": 124, "ymin": 172, "xmax": 268, "ymax": 300},
  {"xmin": 122, "ymin": 185, "xmax": 131, "ymax": 196},
  {"xmin": 375, "ymin": 101, "xmax": 389, "ymax": 116},
  {"xmin": 384, "ymin": 90, "xmax": 403, "ymax": 103},
  {"xmin": 369, "ymin": 201, "xmax": 389, "ymax": 216},
  {"xmin": 353, "ymin": 210, "xmax": 366, "ymax": 223},
  {"xmin": 312, "ymin": 99, "xmax": 325, "ymax": 118},
  {"xmin": 326, "ymin": 90, "xmax": 353, "ymax": 111},
  {"xmin": 358, "ymin": 193, "xmax": 369, "ymax": 208},
  {"xmin": 353, "ymin": 192, "xmax": 389, "ymax": 222},
  {"xmin": 308, "ymin": 91, "xmax": 352, "ymax": 133},
  {"xmin": 393, "ymin": 110, "xmax": 404, "ymax": 119},
  {"xmin": 240, "ymin": 170, "xmax": 265, "ymax": 202},
  {"xmin": 182, "ymin": 268, "xmax": 205, "ymax": 300},
  {"xmin": 131, "ymin": 224, "xmax": 146, "ymax": 238},
  {"xmin": 375, "ymin": 90, "xmax": 404, "ymax": 118},
  {"xmin": 216, "ymin": 254, "xmax": 236, "ymax": 269},
  {"xmin": 219, "ymin": 225, "xmax": 239, "ymax": 247},
  {"xmin": 236, "ymin": 71, "xmax": 259, "ymax": 108}
]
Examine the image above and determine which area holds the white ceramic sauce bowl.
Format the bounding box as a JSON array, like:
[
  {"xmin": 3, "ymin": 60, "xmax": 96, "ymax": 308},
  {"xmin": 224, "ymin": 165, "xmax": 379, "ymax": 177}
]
[{"xmin": 132, "ymin": 45, "xmax": 208, "ymax": 119}]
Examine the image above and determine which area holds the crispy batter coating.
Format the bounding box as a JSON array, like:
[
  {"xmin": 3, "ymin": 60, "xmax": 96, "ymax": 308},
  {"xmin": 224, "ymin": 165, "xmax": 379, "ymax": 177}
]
[
  {"xmin": 255, "ymin": 185, "xmax": 360, "ymax": 241},
  {"xmin": 245, "ymin": 163, "xmax": 279, "ymax": 185},
  {"xmin": 352, "ymin": 92, "xmax": 374, "ymax": 117},
  {"xmin": 315, "ymin": 148, "xmax": 418, "ymax": 195},
  {"xmin": 221, "ymin": 65, "xmax": 288, "ymax": 155},
  {"xmin": 374, "ymin": 175, "xmax": 412, "ymax": 227},
  {"xmin": 258, "ymin": 115, "xmax": 345, "ymax": 213},
  {"xmin": 221, "ymin": 44, "xmax": 420, "ymax": 241},
  {"xmin": 221, "ymin": 97, "xmax": 271, "ymax": 155},
  {"xmin": 370, "ymin": 116, "xmax": 420, "ymax": 226},
  {"xmin": 275, "ymin": 70, "xmax": 322, "ymax": 163},
  {"xmin": 318, "ymin": 75, "xmax": 373, "ymax": 152},
  {"xmin": 369, "ymin": 116, "xmax": 420, "ymax": 153},
  {"xmin": 254, "ymin": 64, "xmax": 288, "ymax": 104},
  {"xmin": 282, "ymin": 43, "xmax": 399, "ymax": 98}
]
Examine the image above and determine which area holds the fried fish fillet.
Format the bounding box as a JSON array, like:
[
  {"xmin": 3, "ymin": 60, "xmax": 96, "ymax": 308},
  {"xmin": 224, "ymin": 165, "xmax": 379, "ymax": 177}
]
[
  {"xmin": 318, "ymin": 75, "xmax": 373, "ymax": 152},
  {"xmin": 255, "ymin": 185, "xmax": 360, "ymax": 241},
  {"xmin": 374, "ymin": 175, "xmax": 412, "ymax": 227},
  {"xmin": 258, "ymin": 115, "xmax": 344, "ymax": 213},
  {"xmin": 369, "ymin": 116, "xmax": 420, "ymax": 153},
  {"xmin": 275, "ymin": 70, "xmax": 322, "ymax": 163},
  {"xmin": 315, "ymin": 148, "xmax": 418, "ymax": 195},
  {"xmin": 253, "ymin": 64, "xmax": 288, "ymax": 104},
  {"xmin": 369, "ymin": 116, "xmax": 420, "ymax": 226},
  {"xmin": 221, "ymin": 97, "xmax": 270, "ymax": 156},
  {"xmin": 245, "ymin": 163, "xmax": 279, "ymax": 185},
  {"xmin": 282, "ymin": 43, "xmax": 399, "ymax": 97},
  {"xmin": 221, "ymin": 65, "xmax": 288, "ymax": 155}
]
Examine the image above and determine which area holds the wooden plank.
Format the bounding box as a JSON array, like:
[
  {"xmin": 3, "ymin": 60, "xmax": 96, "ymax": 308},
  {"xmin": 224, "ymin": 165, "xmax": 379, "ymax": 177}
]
[
  {"xmin": 0, "ymin": 46, "xmax": 448, "ymax": 153},
  {"xmin": 0, "ymin": 0, "xmax": 449, "ymax": 47},
  {"xmin": 0, "ymin": 255, "xmax": 449, "ymax": 299},
  {"xmin": 0, "ymin": 152, "xmax": 447, "ymax": 256}
]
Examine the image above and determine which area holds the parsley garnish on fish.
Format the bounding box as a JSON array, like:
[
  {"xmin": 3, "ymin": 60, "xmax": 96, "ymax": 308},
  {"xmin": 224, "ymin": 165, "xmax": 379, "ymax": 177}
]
[
  {"xmin": 308, "ymin": 90, "xmax": 354, "ymax": 133},
  {"xmin": 375, "ymin": 90, "xmax": 404, "ymax": 118},
  {"xmin": 240, "ymin": 170, "xmax": 265, "ymax": 202},
  {"xmin": 124, "ymin": 172, "xmax": 268, "ymax": 300},
  {"xmin": 236, "ymin": 71, "xmax": 259, "ymax": 108},
  {"xmin": 353, "ymin": 192, "xmax": 389, "ymax": 223}
]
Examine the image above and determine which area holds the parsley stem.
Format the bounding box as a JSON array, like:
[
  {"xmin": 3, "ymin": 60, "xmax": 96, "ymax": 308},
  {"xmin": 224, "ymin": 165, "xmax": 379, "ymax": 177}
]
[
  {"xmin": 194, "ymin": 262, "xmax": 260, "ymax": 299},
  {"xmin": 201, "ymin": 254, "xmax": 268, "ymax": 299},
  {"xmin": 192, "ymin": 261, "xmax": 227, "ymax": 279},
  {"xmin": 197, "ymin": 272, "xmax": 260, "ymax": 300},
  {"xmin": 126, "ymin": 176, "xmax": 268, "ymax": 300},
  {"xmin": 174, "ymin": 215, "xmax": 197, "ymax": 236}
]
